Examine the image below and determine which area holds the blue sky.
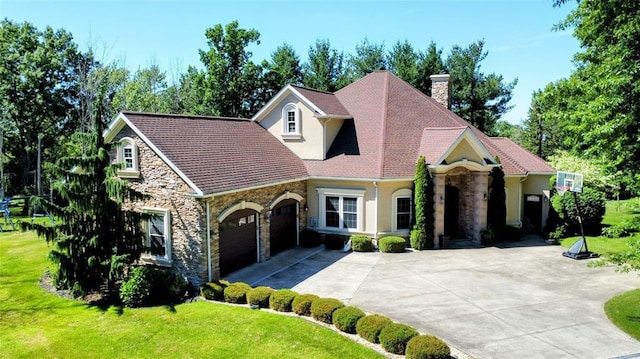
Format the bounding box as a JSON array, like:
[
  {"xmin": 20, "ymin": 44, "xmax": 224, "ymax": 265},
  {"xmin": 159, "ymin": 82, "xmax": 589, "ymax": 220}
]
[{"xmin": 1, "ymin": 0, "xmax": 580, "ymax": 125}]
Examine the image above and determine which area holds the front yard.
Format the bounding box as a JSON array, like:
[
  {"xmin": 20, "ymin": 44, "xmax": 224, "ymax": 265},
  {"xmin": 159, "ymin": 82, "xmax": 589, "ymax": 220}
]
[{"xmin": 0, "ymin": 230, "xmax": 382, "ymax": 359}]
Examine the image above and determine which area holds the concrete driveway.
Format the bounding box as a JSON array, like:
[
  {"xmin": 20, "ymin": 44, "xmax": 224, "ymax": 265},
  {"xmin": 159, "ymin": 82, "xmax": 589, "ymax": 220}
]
[{"xmin": 225, "ymin": 237, "xmax": 640, "ymax": 359}]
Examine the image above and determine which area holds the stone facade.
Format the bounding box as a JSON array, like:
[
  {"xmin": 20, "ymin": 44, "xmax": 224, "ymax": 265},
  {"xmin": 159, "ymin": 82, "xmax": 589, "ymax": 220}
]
[
  {"xmin": 430, "ymin": 74, "xmax": 451, "ymax": 109},
  {"xmin": 204, "ymin": 181, "xmax": 307, "ymax": 281}
]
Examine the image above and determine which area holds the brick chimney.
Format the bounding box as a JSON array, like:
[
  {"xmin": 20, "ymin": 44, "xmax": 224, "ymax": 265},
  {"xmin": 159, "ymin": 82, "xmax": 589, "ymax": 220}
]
[{"xmin": 430, "ymin": 74, "xmax": 451, "ymax": 109}]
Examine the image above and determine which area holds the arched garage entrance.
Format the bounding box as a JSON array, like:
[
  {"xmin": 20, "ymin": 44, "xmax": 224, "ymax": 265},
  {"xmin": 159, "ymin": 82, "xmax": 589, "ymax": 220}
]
[
  {"xmin": 219, "ymin": 208, "xmax": 258, "ymax": 276},
  {"xmin": 270, "ymin": 199, "xmax": 298, "ymax": 255}
]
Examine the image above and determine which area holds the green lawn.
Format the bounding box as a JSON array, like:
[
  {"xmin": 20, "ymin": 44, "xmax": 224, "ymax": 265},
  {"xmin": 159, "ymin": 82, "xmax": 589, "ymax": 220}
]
[
  {"xmin": 605, "ymin": 289, "xmax": 640, "ymax": 341},
  {"xmin": 0, "ymin": 230, "xmax": 382, "ymax": 359}
]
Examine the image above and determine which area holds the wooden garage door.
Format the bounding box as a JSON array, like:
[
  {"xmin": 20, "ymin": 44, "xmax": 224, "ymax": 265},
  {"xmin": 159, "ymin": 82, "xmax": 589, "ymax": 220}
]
[
  {"xmin": 219, "ymin": 209, "xmax": 257, "ymax": 276},
  {"xmin": 270, "ymin": 199, "xmax": 297, "ymax": 256}
]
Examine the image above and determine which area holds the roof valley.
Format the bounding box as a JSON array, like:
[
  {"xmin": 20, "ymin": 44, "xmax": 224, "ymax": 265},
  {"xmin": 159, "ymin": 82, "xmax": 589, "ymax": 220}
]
[{"xmin": 376, "ymin": 71, "xmax": 390, "ymax": 178}]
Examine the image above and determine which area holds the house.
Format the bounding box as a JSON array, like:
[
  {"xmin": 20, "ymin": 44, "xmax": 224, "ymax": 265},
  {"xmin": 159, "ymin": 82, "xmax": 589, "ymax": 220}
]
[{"xmin": 104, "ymin": 71, "xmax": 555, "ymax": 286}]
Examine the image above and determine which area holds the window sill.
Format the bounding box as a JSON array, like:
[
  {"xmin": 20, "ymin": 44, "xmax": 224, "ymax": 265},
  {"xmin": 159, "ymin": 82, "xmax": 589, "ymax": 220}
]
[
  {"xmin": 117, "ymin": 170, "xmax": 140, "ymax": 179},
  {"xmin": 140, "ymin": 254, "xmax": 172, "ymax": 267},
  {"xmin": 281, "ymin": 133, "xmax": 302, "ymax": 141}
]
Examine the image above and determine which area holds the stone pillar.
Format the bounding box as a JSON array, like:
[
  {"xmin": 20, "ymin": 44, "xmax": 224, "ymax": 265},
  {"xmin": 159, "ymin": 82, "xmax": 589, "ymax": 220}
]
[
  {"xmin": 259, "ymin": 210, "xmax": 270, "ymax": 262},
  {"xmin": 430, "ymin": 74, "xmax": 451, "ymax": 109},
  {"xmin": 472, "ymin": 172, "xmax": 489, "ymax": 245},
  {"xmin": 433, "ymin": 173, "xmax": 446, "ymax": 248}
]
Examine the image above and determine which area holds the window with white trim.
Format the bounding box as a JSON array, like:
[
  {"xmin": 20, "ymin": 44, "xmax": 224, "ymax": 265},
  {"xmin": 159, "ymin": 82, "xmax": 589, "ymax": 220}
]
[
  {"xmin": 317, "ymin": 188, "xmax": 365, "ymax": 232},
  {"xmin": 117, "ymin": 137, "xmax": 139, "ymax": 178},
  {"xmin": 142, "ymin": 208, "xmax": 172, "ymax": 266},
  {"xmin": 392, "ymin": 189, "xmax": 412, "ymax": 232},
  {"xmin": 281, "ymin": 103, "xmax": 301, "ymax": 139}
]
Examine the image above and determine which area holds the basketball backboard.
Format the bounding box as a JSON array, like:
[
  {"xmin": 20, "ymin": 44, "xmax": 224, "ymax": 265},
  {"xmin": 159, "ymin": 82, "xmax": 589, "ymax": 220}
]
[{"xmin": 555, "ymin": 171, "xmax": 583, "ymax": 194}]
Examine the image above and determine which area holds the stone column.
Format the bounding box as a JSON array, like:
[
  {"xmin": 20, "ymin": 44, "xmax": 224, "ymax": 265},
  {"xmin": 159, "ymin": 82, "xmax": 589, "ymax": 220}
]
[
  {"xmin": 430, "ymin": 74, "xmax": 451, "ymax": 109},
  {"xmin": 472, "ymin": 172, "xmax": 489, "ymax": 245},
  {"xmin": 433, "ymin": 173, "xmax": 446, "ymax": 248}
]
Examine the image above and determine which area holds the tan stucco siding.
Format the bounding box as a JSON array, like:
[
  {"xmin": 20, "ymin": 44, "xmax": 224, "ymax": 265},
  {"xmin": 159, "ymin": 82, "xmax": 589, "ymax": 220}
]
[
  {"xmin": 324, "ymin": 118, "xmax": 344, "ymax": 154},
  {"xmin": 445, "ymin": 138, "xmax": 484, "ymax": 164},
  {"xmin": 258, "ymin": 93, "xmax": 325, "ymax": 160},
  {"xmin": 504, "ymin": 177, "xmax": 522, "ymax": 226}
]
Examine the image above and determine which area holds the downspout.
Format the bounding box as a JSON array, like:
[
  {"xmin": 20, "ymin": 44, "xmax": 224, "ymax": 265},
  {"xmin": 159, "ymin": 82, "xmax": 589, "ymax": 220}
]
[
  {"xmin": 206, "ymin": 200, "xmax": 212, "ymax": 282},
  {"xmin": 296, "ymin": 202, "xmax": 300, "ymax": 246},
  {"xmin": 373, "ymin": 181, "xmax": 378, "ymax": 239},
  {"xmin": 517, "ymin": 175, "xmax": 528, "ymax": 228}
]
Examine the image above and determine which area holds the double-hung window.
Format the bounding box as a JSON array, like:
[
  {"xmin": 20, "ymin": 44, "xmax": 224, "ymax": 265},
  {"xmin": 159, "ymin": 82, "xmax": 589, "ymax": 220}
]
[
  {"xmin": 392, "ymin": 189, "xmax": 412, "ymax": 232},
  {"xmin": 142, "ymin": 208, "xmax": 172, "ymax": 266},
  {"xmin": 117, "ymin": 137, "xmax": 139, "ymax": 178},
  {"xmin": 317, "ymin": 188, "xmax": 365, "ymax": 232},
  {"xmin": 281, "ymin": 103, "xmax": 301, "ymax": 139}
]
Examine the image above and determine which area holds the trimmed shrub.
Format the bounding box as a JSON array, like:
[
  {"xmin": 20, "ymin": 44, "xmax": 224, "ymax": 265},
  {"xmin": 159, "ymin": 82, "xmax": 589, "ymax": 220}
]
[
  {"xmin": 351, "ymin": 235, "xmax": 374, "ymax": 252},
  {"xmin": 379, "ymin": 236, "xmax": 406, "ymax": 253},
  {"xmin": 405, "ymin": 334, "xmax": 450, "ymax": 359},
  {"xmin": 120, "ymin": 266, "xmax": 191, "ymax": 308},
  {"xmin": 292, "ymin": 293, "xmax": 319, "ymax": 316},
  {"xmin": 247, "ymin": 286, "xmax": 274, "ymax": 308},
  {"xmin": 356, "ymin": 314, "xmax": 393, "ymax": 343},
  {"xmin": 300, "ymin": 229, "xmax": 321, "ymax": 248},
  {"xmin": 269, "ymin": 289, "xmax": 299, "ymax": 312},
  {"xmin": 504, "ymin": 225, "xmax": 522, "ymax": 241},
  {"xmin": 332, "ymin": 306, "xmax": 365, "ymax": 334},
  {"xmin": 310, "ymin": 297, "xmax": 345, "ymax": 324},
  {"xmin": 325, "ymin": 234, "xmax": 347, "ymax": 250},
  {"xmin": 379, "ymin": 323, "xmax": 419, "ymax": 355},
  {"xmin": 200, "ymin": 280, "xmax": 229, "ymax": 301},
  {"xmin": 224, "ymin": 282, "xmax": 252, "ymax": 304},
  {"xmin": 552, "ymin": 187, "xmax": 606, "ymax": 235}
]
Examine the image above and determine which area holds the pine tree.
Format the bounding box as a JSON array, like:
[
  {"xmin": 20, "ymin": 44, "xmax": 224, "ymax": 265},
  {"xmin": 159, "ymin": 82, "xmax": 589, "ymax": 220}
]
[
  {"xmin": 24, "ymin": 125, "xmax": 146, "ymax": 298},
  {"xmin": 487, "ymin": 165, "xmax": 506, "ymax": 243},
  {"xmin": 411, "ymin": 156, "xmax": 435, "ymax": 249}
]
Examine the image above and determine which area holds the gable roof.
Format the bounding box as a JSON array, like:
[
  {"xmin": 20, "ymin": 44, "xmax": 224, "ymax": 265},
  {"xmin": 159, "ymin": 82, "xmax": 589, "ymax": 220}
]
[
  {"xmin": 303, "ymin": 71, "xmax": 554, "ymax": 178},
  {"xmin": 252, "ymin": 85, "xmax": 350, "ymax": 122},
  {"xmin": 105, "ymin": 112, "xmax": 308, "ymax": 196}
]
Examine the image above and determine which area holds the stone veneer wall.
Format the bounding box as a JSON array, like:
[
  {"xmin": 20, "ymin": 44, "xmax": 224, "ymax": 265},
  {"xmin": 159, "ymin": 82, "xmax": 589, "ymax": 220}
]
[
  {"xmin": 430, "ymin": 74, "xmax": 451, "ymax": 109},
  {"xmin": 204, "ymin": 181, "xmax": 307, "ymax": 280},
  {"xmin": 447, "ymin": 167, "xmax": 473, "ymax": 238},
  {"xmin": 110, "ymin": 126, "xmax": 206, "ymax": 286}
]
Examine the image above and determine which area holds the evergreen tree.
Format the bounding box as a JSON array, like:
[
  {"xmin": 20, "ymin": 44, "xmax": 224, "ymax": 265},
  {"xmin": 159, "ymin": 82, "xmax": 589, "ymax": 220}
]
[
  {"xmin": 410, "ymin": 156, "xmax": 434, "ymax": 249},
  {"xmin": 487, "ymin": 165, "xmax": 506, "ymax": 243},
  {"xmin": 24, "ymin": 121, "xmax": 146, "ymax": 298}
]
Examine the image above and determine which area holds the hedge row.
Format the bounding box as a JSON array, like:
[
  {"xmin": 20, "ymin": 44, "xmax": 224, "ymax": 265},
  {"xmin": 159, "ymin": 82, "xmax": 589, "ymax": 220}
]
[{"xmin": 200, "ymin": 281, "xmax": 450, "ymax": 357}]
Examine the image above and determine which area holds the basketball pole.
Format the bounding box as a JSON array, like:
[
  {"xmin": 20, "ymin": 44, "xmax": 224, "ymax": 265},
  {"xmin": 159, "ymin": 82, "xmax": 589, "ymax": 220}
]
[{"xmin": 572, "ymin": 191, "xmax": 588, "ymax": 252}]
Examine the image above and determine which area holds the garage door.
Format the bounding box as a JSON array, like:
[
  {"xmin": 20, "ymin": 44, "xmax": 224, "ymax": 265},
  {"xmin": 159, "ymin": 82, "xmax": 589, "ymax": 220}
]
[
  {"xmin": 270, "ymin": 199, "xmax": 297, "ymax": 256},
  {"xmin": 219, "ymin": 209, "xmax": 257, "ymax": 276}
]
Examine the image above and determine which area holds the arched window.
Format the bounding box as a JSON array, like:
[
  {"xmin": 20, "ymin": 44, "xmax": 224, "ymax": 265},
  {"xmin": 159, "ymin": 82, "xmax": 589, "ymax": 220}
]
[
  {"xmin": 281, "ymin": 103, "xmax": 301, "ymax": 139},
  {"xmin": 117, "ymin": 137, "xmax": 139, "ymax": 178}
]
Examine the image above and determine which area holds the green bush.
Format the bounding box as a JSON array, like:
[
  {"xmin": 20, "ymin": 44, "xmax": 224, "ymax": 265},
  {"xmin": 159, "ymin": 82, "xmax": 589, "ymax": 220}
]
[
  {"xmin": 602, "ymin": 225, "xmax": 632, "ymax": 238},
  {"xmin": 332, "ymin": 306, "xmax": 365, "ymax": 334},
  {"xmin": 350, "ymin": 235, "xmax": 374, "ymax": 252},
  {"xmin": 325, "ymin": 234, "xmax": 347, "ymax": 250},
  {"xmin": 379, "ymin": 236, "xmax": 406, "ymax": 253},
  {"xmin": 504, "ymin": 225, "xmax": 522, "ymax": 241},
  {"xmin": 405, "ymin": 334, "xmax": 450, "ymax": 359},
  {"xmin": 200, "ymin": 280, "xmax": 229, "ymax": 301},
  {"xmin": 300, "ymin": 229, "xmax": 321, "ymax": 247},
  {"xmin": 480, "ymin": 228, "xmax": 494, "ymax": 246},
  {"xmin": 292, "ymin": 293, "xmax": 319, "ymax": 316},
  {"xmin": 552, "ymin": 187, "xmax": 606, "ymax": 235},
  {"xmin": 224, "ymin": 282, "xmax": 252, "ymax": 304},
  {"xmin": 247, "ymin": 286, "xmax": 274, "ymax": 308},
  {"xmin": 120, "ymin": 266, "xmax": 191, "ymax": 308},
  {"xmin": 269, "ymin": 289, "xmax": 299, "ymax": 312},
  {"xmin": 310, "ymin": 297, "xmax": 345, "ymax": 324},
  {"xmin": 379, "ymin": 323, "xmax": 419, "ymax": 355},
  {"xmin": 356, "ymin": 314, "xmax": 393, "ymax": 343}
]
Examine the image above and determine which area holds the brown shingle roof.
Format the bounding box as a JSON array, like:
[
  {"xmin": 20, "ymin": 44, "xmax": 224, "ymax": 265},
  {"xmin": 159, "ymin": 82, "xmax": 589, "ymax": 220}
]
[
  {"xmin": 486, "ymin": 137, "xmax": 555, "ymax": 175},
  {"xmin": 419, "ymin": 127, "xmax": 468, "ymax": 165},
  {"xmin": 121, "ymin": 112, "xmax": 308, "ymax": 195},
  {"xmin": 291, "ymin": 85, "xmax": 350, "ymax": 117}
]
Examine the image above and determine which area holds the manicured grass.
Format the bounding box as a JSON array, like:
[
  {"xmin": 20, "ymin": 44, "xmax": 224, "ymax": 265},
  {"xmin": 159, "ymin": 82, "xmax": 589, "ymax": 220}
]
[
  {"xmin": 605, "ymin": 289, "xmax": 640, "ymax": 341},
  {"xmin": 0, "ymin": 230, "xmax": 383, "ymax": 359}
]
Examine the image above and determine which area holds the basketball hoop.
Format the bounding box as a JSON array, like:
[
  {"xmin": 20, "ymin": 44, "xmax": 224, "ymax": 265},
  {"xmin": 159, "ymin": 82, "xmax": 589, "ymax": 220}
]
[{"xmin": 554, "ymin": 185, "xmax": 570, "ymax": 197}]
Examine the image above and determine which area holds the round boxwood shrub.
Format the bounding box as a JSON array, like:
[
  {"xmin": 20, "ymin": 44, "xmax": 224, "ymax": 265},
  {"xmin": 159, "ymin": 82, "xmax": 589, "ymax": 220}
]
[
  {"xmin": 405, "ymin": 334, "xmax": 450, "ymax": 359},
  {"xmin": 247, "ymin": 286, "xmax": 274, "ymax": 308},
  {"xmin": 269, "ymin": 289, "xmax": 299, "ymax": 312},
  {"xmin": 291, "ymin": 293, "xmax": 319, "ymax": 316},
  {"xmin": 379, "ymin": 236, "xmax": 406, "ymax": 253},
  {"xmin": 332, "ymin": 306, "xmax": 365, "ymax": 334},
  {"xmin": 350, "ymin": 235, "xmax": 374, "ymax": 252},
  {"xmin": 356, "ymin": 314, "xmax": 393, "ymax": 343},
  {"xmin": 120, "ymin": 266, "xmax": 191, "ymax": 308},
  {"xmin": 379, "ymin": 322, "xmax": 419, "ymax": 355},
  {"xmin": 325, "ymin": 234, "xmax": 347, "ymax": 250},
  {"xmin": 224, "ymin": 282, "xmax": 252, "ymax": 304},
  {"xmin": 200, "ymin": 280, "xmax": 229, "ymax": 301},
  {"xmin": 310, "ymin": 297, "xmax": 345, "ymax": 324}
]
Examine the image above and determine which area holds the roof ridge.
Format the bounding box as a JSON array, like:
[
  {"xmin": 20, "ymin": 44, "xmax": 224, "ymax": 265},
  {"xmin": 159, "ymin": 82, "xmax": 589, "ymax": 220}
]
[
  {"xmin": 377, "ymin": 71, "xmax": 390, "ymax": 177},
  {"xmin": 121, "ymin": 111, "xmax": 250, "ymax": 122},
  {"xmin": 290, "ymin": 84, "xmax": 335, "ymax": 95},
  {"xmin": 424, "ymin": 126, "xmax": 469, "ymax": 131}
]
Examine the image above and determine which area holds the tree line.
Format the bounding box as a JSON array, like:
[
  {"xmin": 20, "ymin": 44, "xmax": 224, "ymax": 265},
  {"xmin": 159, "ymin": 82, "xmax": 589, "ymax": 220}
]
[{"xmin": 0, "ymin": 19, "xmax": 516, "ymax": 196}]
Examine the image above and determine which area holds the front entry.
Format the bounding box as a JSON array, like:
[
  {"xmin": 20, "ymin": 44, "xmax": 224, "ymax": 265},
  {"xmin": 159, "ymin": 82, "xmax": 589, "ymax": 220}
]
[
  {"xmin": 523, "ymin": 194, "xmax": 542, "ymax": 233},
  {"xmin": 219, "ymin": 209, "xmax": 258, "ymax": 276},
  {"xmin": 270, "ymin": 199, "xmax": 298, "ymax": 255},
  {"xmin": 444, "ymin": 185, "xmax": 460, "ymax": 237}
]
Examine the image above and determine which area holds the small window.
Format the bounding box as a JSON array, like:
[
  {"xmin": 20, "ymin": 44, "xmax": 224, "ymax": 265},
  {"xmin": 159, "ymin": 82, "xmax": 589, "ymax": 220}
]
[
  {"xmin": 117, "ymin": 137, "xmax": 139, "ymax": 178},
  {"xmin": 282, "ymin": 103, "xmax": 301, "ymax": 139},
  {"xmin": 392, "ymin": 188, "xmax": 412, "ymax": 232},
  {"xmin": 123, "ymin": 146, "xmax": 134, "ymax": 169},
  {"xmin": 142, "ymin": 209, "xmax": 171, "ymax": 266}
]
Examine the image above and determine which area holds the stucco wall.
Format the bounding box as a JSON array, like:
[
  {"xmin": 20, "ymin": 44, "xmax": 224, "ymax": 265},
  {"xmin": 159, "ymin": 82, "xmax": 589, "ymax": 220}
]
[{"xmin": 504, "ymin": 176, "xmax": 522, "ymax": 226}]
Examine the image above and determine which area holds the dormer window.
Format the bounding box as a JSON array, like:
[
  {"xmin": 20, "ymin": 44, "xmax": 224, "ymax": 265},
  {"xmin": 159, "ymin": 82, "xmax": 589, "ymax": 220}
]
[
  {"xmin": 282, "ymin": 103, "xmax": 301, "ymax": 139},
  {"xmin": 117, "ymin": 137, "xmax": 140, "ymax": 178}
]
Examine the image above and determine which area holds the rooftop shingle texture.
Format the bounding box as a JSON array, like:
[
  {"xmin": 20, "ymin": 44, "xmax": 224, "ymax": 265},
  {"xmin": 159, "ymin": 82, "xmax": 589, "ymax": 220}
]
[
  {"xmin": 291, "ymin": 85, "xmax": 350, "ymax": 117},
  {"xmin": 486, "ymin": 137, "xmax": 555, "ymax": 175},
  {"xmin": 419, "ymin": 127, "xmax": 468, "ymax": 165},
  {"xmin": 122, "ymin": 112, "xmax": 308, "ymax": 194}
]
